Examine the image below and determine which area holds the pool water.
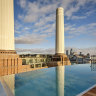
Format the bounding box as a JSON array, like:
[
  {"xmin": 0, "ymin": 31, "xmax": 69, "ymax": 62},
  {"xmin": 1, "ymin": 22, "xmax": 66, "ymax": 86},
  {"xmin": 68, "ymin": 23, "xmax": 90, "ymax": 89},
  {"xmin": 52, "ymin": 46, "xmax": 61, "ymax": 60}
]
[{"xmin": 1, "ymin": 64, "xmax": 96, "ymax": 96}]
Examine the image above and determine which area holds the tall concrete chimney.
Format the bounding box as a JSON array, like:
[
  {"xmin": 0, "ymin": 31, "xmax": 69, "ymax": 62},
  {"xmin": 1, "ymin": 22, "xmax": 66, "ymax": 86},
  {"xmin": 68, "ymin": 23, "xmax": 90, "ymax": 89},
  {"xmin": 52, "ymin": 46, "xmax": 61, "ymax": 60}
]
[
  {"xmin": 0, "ymin": 0, "xmax": 14, "ymax": 50},
  {"xmin": 50, "ymin": 7, "xmax": 71, "ymax": 66},
  {"xmin": 0, "ymin": 0, "xmax": 22, "ymax": 75},
  {"xmin": 56, "ymin": 7, "xmax": 64, "ymax": 54}
]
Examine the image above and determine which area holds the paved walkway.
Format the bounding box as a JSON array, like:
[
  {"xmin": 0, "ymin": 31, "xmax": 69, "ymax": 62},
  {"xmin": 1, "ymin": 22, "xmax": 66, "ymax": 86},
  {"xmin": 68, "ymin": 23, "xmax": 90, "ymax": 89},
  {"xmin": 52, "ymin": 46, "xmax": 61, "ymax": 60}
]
[
  {"xmin": 82, "ymin": 86, "xmax": 96, "ymax": 96},
  {"xmin": 77, "ymin": 85, "xmax": 96, "ymax": 96}
]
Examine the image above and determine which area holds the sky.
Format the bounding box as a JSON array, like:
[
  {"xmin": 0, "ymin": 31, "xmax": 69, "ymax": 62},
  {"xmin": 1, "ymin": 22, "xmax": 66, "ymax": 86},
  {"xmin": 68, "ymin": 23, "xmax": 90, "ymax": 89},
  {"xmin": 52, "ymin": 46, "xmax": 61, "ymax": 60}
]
[{"xmin": 14, "ymin": 0, "xmax": 96, "ymax": 54}]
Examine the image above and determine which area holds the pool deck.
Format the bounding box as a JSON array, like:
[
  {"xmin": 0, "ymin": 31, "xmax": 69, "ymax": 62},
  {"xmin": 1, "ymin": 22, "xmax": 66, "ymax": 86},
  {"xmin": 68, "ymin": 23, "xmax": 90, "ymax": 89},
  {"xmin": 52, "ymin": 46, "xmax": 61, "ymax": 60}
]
[
  {"xmin": 82, "ymin": 86, "xmax": 96, "ymax": 96},
  {"xmin": 77, "ymin": 84, "xmax": 96, "ymax": 96}
]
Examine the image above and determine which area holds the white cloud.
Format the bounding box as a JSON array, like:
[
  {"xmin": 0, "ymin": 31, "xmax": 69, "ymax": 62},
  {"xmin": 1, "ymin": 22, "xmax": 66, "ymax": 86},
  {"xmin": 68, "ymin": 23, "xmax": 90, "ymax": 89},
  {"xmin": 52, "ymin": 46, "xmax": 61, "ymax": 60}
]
[
  {"xmin": 65, "ymin": 0, "xmax": 96, "ymax": 19},
  {"xmin": 18, "ymin": 0, "xmax": 27, "ymax": 8},
  {"xmin": 16, "ymin": 48, "xmax": 55, "ymax": 54},
  {"xmin": 21, "ymin": 1, "xmax": 57, "ymax": 23},
  {"xmin": 14, "ymin": 21, "xmax": 22, "ymax": 30},
  {"xmin": 71, "ymin": 16, "xmax": 86, "ymax": 20},
  {"xmin": 18, "ymin": 0, "xmax": 96, "ymax": 21},
  {"xmin": 15, "ymin": 21, "xmax": 96, "ymax": 44},
  {"xmin": 65, "ymin": 6, "xmax": 80, "ymax": 19},
  {"xmin": 15, "ymin": 33, "xmax": 48, "ymax": 44},
  {"xmin": 65, "ymin": 22, "xmax": 96, "ymax": 38},
  {"xmin": 70, "ymin": 9, "xmax": 96, "ymax": 20},
  {"xmin": 14, "ymin": 21, "xmax": 23, "ymax": 34},
  {"xmin": 15, "ymin": 0, "xmax": 96, "ymax": 45},
  {"xmin": 18, "ymin": 0, "xmax": 73, "ymax": 22},
  {"xmin": 18, "ymin": 14, "xmax": 24, "ymax": 20}
]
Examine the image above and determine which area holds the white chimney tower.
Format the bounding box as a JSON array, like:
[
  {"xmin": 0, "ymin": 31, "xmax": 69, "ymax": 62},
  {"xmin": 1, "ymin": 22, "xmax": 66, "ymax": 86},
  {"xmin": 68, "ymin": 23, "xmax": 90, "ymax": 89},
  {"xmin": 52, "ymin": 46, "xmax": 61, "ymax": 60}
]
[
  {"xmin": 56, "ymin": 7, "xmax": 64, "ymax": 54},
  {"xmin": 0, "ymin": 0, "xmax": 14, "ymax": 50}
]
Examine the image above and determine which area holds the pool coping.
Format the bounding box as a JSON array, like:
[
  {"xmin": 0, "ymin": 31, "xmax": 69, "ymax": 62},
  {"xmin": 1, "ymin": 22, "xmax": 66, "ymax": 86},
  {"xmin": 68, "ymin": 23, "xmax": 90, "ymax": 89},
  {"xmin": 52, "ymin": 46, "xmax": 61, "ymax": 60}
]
[{"xmin": 77, "ymin": 84, "xmax": 96, "ymax": 96}]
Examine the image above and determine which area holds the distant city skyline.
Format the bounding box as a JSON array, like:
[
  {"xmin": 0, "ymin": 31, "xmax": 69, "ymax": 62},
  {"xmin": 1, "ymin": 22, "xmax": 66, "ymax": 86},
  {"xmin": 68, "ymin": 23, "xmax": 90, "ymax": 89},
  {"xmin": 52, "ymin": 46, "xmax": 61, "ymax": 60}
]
[
  {"xmin": 14, "ymin": 0, "xmax": 96, "ymax": 53},
  {"xmin": 16, "ymin": 47, "xmax": 96, "ymax": 55}
]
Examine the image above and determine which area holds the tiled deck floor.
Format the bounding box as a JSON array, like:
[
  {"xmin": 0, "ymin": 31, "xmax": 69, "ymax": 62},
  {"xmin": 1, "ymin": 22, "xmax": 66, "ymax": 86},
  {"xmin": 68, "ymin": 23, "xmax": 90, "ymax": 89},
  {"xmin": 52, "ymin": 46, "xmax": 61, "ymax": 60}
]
[{"xmin": 82, "ymin": 86, "xmax": 96, "ymax": 96}]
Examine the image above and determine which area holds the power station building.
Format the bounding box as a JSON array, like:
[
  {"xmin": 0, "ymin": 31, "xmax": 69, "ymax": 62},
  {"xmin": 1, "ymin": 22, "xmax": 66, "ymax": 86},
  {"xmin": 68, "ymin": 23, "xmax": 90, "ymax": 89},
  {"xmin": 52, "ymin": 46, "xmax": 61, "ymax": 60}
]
[
  {"xmin": 0, "ymin": 0, "xmax": 23, "ymax": 76},
  {"xmin": 0, "ymin": 0, "xmax": 70, "ymax": 76}
]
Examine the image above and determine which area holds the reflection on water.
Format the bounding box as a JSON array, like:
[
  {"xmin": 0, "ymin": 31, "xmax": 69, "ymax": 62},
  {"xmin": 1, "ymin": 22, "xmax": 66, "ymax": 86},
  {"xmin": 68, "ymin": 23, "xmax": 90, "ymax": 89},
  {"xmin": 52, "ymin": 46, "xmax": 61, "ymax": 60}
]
[
  {"xmin": 0, "ymin": 65, "xmax": 65, "ymax": 96},
  {"xmin": 0, "ymin": 74, "xmax": 15, "ymax": 96},
  {"xmin": 0, "ymin": 64, "xmax": 96, "ymax": 96},
  {"xmin": 56, "ymin": 66, "xmax": 64, "ymax": 96},
  {"xmin": 90, "ymin": 63, "xmax": 96, "ymax": 71}
]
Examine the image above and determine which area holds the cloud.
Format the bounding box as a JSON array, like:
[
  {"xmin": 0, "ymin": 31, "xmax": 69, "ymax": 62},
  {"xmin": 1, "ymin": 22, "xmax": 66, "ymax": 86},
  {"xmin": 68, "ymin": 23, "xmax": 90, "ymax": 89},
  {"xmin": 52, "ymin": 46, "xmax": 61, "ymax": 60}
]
[
  {"xmin": 65, "ymin": 0, "xmax": 96, "ymax": 19},
  {"xmin": 15, "ymin": 21, "xmax": 96, "ymax": 44},
  {"xmin": 15, "ymin": 33, "xmax": 48, "ymax": 44},
  {"xmin": 65, "ymin": 35, "xmax": 74, "ymax": 39},
  {"xmin": 15, "ymin": 0, "xmax": 96, "ymax": 45},
  {"xmin": 18, "ymin": 14, "xmax": 24, "ymax": 20},
  {"xmin": 86, "ymin": 10, "xmax": 96, "ymax": 16},
  {"xmin": 71, "ymin": 16, "xmax": 86, "ymax": 20},
  {"xmin": 16, "ymin": 48, "xmax": 55, "ymax": 54},
  {"xmin": 14, "ymin": 21, "xmax": 22, "ymax": 32},
  {"xmin": 21, "ymin": 1, "xmax": 57, "ymax": 23},
  {"xmin": 65, "ymin": 22, "xmax": 96, "ymax": 38},
  {"xmin": 18, "ymin": 0, "xmax": 27, "ymax": 8},
  {"xmin": 34, "ymin": 13, "xmax": 55, "ymax": 27},
  {"xmin": 65, "ymin": 6, "xmax": 80, "ymax": 19},
  {"xmin": 18, "ymin": 0, "xmax": 96, "ymax": 22},
  {"xmin": 70, "ymin": 9, "xmax": 96, "ymax": 20},
  {"xmin": 18, "ymin": 0, "xmax": 73, "ymax": 22}
]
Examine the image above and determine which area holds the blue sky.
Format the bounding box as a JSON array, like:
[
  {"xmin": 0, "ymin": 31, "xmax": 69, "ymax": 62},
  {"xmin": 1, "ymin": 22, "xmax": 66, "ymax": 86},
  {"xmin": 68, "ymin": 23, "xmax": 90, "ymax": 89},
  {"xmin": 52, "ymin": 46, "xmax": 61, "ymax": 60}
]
[{"xmin": 14, "ymin": 0, "xmax": 96, "ymax": 54}]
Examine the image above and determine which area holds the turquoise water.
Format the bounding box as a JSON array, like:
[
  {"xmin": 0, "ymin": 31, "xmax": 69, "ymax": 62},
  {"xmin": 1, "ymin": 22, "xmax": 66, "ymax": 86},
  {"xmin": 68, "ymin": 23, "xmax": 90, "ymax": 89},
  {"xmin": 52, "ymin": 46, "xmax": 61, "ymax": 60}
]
[{"xmin": 14, "ymin": 64, "xmax": 96, "ymax": 96}]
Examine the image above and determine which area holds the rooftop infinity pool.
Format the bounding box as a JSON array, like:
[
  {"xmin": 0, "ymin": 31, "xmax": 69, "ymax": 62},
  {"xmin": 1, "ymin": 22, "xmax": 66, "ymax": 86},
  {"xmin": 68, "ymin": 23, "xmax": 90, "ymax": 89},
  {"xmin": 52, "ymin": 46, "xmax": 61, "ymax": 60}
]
[{"xmin": 0, "ymin": 64, "xmax": 96, "ymax": 96}]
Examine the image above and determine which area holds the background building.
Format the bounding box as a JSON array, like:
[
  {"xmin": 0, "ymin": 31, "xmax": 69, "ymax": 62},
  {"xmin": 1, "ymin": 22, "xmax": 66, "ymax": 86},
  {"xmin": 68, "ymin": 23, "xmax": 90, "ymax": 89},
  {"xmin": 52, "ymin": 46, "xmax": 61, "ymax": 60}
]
[
  {"xmin": 66, "ymin": 49, "xmax": 91, "ymax": 64},
  {"xmin": 20, "ymin": 54, "xmax": 52, "ymax": 68},
  {"xmin": 91, "ymin": 55, "xmax": 96, "ymax": 64}
]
